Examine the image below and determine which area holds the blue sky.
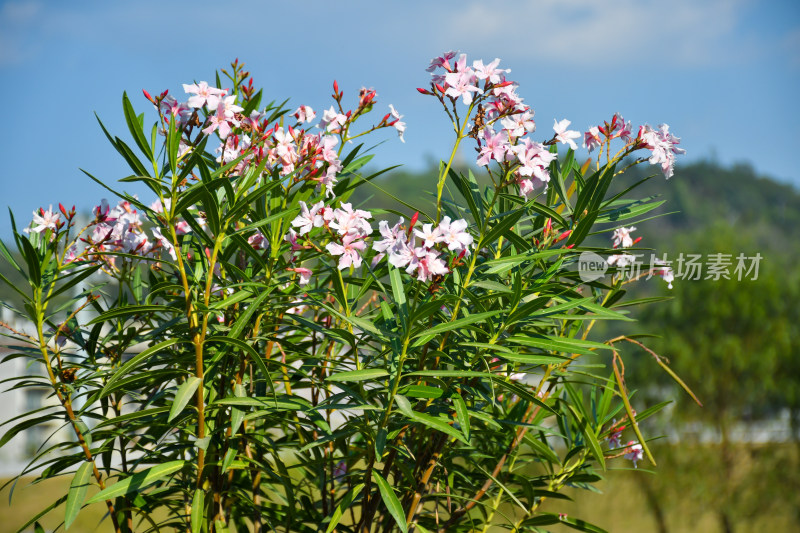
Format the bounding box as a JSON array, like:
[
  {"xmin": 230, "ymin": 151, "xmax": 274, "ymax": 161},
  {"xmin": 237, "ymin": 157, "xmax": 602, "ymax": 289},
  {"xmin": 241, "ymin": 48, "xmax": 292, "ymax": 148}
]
[{"xmin": 0, "ymin": 0, "xmax": 798, "ymax": 236}]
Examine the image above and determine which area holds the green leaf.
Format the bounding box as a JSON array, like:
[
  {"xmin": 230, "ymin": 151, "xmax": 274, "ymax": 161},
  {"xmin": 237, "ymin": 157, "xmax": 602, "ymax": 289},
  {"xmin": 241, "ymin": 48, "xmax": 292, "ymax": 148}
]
[
  {"xmin": 100, "ymin": 338, "xmax": 184, "ymax": 397},
  {"xmin": 65, "ymin": 461, "xmax": 93, "ymax": 530},
  {"xmin": 191, "ymin": 489, "xmax": 205, "ymax": 533},
  {"xmin": 325, "ymin": 483, "xmax": 364, "ymax": 533},
  {"xmin": 394, "ymin": 397, "xmax": 468, "ymax": 445},
  {"xmin": 389, "ymin": 266, "xmax": 408, "ymax": 326},
  {"xmin": 86, "ymin": 461, "xmax": 186, "ymax": 504},
  {"xmin": 206, "ymin": 336, "xmax": 273, "ymax": 385},
  {"xmin": 373, "ymin": 472, "xmax": 407, "ymax": 533},
  {"xmin": 226, "ymin": 290, "xmax": 272, "ymax": 340},
  {"xmin": 326, "ymin": 368, "xmax": 388, "ymax": 383},
  {"xmin": 453, "ymin": 394, "xmax": 470, "ymax": 441},
  {"xmin": 506, "ymin": 334, "xmax": 612, "ymax": 355},
  {"xmin": 413, "ymin": 310, "xmax": 500, "ymax": 338},
  {"xmin": 168, "ymin": 376, "xmax": 202, "ymax": 422},
  {"xmin": 87, "ymin": 304, "xmax": 179, "ymax": 325},
  {"xmin": 500, "ymin": 353, "xmax": 570, "ymax": 365},
  {"xmin": 480, "ymin": 209, "xmax": 523, "ymax": 247},
  {"xmin": 470, "ymin": 280, "xmax": 513, "ymax": 293},
  {"xmin": 122, "ymin": 92, "xmax": 153, "ymax": 162},
  {"xmin": 222, "ymin": 448, "xmax": 237, "ymax": 473},
  {"xmin": 566, "ymin": 403, "xmax": 605, "ymax": 470}
]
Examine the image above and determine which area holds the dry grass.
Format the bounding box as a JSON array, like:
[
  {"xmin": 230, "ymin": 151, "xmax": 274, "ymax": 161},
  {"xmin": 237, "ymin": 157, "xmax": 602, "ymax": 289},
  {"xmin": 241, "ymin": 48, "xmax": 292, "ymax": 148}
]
[{"xmin": 1, "ymin": 443, "xmax": 798, "ymax": 532}]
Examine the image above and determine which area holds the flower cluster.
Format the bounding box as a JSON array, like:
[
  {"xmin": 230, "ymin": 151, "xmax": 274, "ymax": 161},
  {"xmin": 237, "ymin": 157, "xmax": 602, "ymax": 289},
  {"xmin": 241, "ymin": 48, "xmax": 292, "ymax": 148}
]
[
  {"xmin": 422, "ymin": 53, "xmax": 684, "ymax": 194},
  {"xmin": 84, "ymin": 199, "xmax": 176, "ymax": 268},
  {"xmin": 584, "ymin": 113, "xmax": 685, "ymax": 178},
  {"xmin": 372, "ymin": 215, "xmax": 473, "ymax": 282},
  {"xmin": 290, "ymin": 197, "xmax": 474, "ymax": 284},
  {"xmin": 423, "ymin": 51, "xmax": 564, "ymax": 199},
  {"xmin": 145, "ymin": 67, "xmax": 405, "ymax": 201},
  {"xmin": 607, "ymin": 226, "xmax": 675, "ymax": 288}
]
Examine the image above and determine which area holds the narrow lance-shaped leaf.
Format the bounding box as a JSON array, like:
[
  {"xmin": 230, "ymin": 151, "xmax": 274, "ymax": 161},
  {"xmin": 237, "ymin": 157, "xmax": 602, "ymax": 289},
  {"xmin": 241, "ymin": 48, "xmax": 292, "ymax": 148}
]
[
  {"xmin": 86, "ymin": 461, "xmax": 186, "ymax": 504},
  {"xmin": 168, "ymin": 376, "xmax": 202, "ymax": 422},
  {"xmin": 373, "ymin": 472, "xmax": 408, "ymax": 533},
  {"xmin": 64, "ymin": 461, "xmax": 94, "ymax": 530}
]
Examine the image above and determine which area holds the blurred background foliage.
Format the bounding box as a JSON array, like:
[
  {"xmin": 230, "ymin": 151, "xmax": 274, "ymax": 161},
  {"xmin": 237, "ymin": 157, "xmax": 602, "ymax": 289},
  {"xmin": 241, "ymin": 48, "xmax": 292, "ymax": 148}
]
[
  {"xmin": 353, "ymin": 158, "xmax": 800, "ymax": 532},
  {"xmin": 2, "ymin": 158, "xmax": 798, "ymax": 532}
]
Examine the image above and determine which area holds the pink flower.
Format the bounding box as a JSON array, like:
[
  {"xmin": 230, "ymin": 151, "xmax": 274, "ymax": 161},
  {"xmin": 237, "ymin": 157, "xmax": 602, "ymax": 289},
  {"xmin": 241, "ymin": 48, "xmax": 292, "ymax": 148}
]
[
  {"xmin": 183, "ymin": 81, "xmax": 226, "ymax": 110},
  {"xmin": 321, "ymin": 106, "xmax": 348, "ymax": 133},
  {"xmin": 64, "ymin": 245, "xmax": 78, "ymax": 264},
  {"xmin": 414, "ymin": 223, "xmax": 442, "ymax": 249},
  {"xmin": 413, "ymin": 248, "xmax": 449, "ymax": 282},
  {"xmin": 518, "ymin": 179, "xmax": 536, "ymax": 199},
  {"xmin": 638, "ymin": 124, "xmax": 685, "ymax": 178},
  {"xmin": 500, "ymin": 111, "xmax": 535, "ymax": 138},
  {"xmin": 248, "ymin": 231, "xmax": 268, "ymax": 250},
  {"xmin": 93, "ymin": 199, "xmax": 111, "ymax": 222},
  {"xmin": 291, "ymin": 201, "xmax": 326, "ymax": 236},
  {"xmin": 283, "ymin": 229, "xmax": 302, "ymax": 252},
  {"xmin": 584, "ymin": 126, "xmax": 602, "ymax": 152},
  {"xmin": 174, "ymin": 220, "xmax": 192, "ymax": 235},
  {"xmin": 611, "ymin": 226, "xmax": 636, "ymax": 248},
  {"xmin": 444, "ymin": 63, "xmax": 482, "ymax": 105},
  {"xmin": 624, "ymin": 441, "xmax": 644, "ymax": 468},
  {"xmin": 294, "ymin": 105, "xmax": 316, "ymax": 124},
  {"xmin": 150, "ymin": 228, "xmax": 176, "ymax": 260},
  {"xmin": 513, "ymin": 139, "xmax": 555, "ymax": 185},
  {"xmin": 607, "ymin": 422, "xmax": 624, "ymax": 449},
  {"xmin": 159, "ymin": 95, "xmax": 190, "ymax": 122},
  {"xmin": 218, "ymin": 95, "xmax": 244, "ymax": 117},
  {"xmin": 290, "ymin": 267, "xmax": 312, "ymax": 286},
  {"xmin": 389, "ymin": 239, "xmax": 418, "ymax": 272},
  {"xmin": 436, "ymin": 216, "xmax": 473, "ymax": 254},
  {"xmin": 476, "ymin": 128, "xmax": 510, "ymax": 167},
  {"xmin": 472, "ymin": 58, "xmax": 507, "ymax": 84},
  {"xmin": 553, "ymin": 119, "xmax": 581, "ymax": 150},
  {"xmin": 330, "ymin": 203, "xmax": 373, "ymax": 237},
  {"xmin": 427, "ymin": 50, "xmax": 459, "ymax": 73},
  {"xmin": 203, "ymin": 104, "xmax": 239, "ymax": 139},
  {"xmin": 326, "ymin": 234, "xmax": 367, "ymax": 270},
  {"xmin": 373, "ymin": 219, "xmax": 405, "ymax": 254}
]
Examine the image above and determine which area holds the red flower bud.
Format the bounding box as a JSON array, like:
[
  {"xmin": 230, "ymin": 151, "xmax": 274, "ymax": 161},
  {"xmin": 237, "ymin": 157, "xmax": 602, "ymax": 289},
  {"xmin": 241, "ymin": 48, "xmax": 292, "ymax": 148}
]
[
  {"xmin": 142, "ymin": 89, "xmax": 154, "ymax": 103},
  {"xmin": 333, "ymin": 80, "xmax": 339, "ymax": 95},
  {"xmin": 416, "ymin": 87, "xmax": 431, "ymax": 95},
  {"xmin": 553, "ymin": 230, "xmax": 571, "ymax": 243},
  {"xmin": 408, "ymin": 211, "xmax": 420, "ymax": 237}
]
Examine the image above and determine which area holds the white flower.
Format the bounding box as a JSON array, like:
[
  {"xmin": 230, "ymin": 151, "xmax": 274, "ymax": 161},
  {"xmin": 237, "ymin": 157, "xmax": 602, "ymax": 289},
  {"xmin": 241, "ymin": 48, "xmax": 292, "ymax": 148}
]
[
  {"xmin": 25, "ymin": 206, "xmax": 60, "ymax": 234},
  {"xmin": 612, "ymin": 226, "xmax": 637, "ymax": 248},
  {"xmin": 553, "ymin": 119, "xmax": 581, "ymax": 150}
]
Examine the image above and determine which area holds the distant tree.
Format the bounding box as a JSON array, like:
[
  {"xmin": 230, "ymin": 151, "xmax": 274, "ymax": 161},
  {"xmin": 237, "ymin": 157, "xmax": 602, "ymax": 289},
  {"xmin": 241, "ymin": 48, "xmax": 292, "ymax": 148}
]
[{"xmin": 633, "ymin": 221, "xmax": 799, "ymax": 532}]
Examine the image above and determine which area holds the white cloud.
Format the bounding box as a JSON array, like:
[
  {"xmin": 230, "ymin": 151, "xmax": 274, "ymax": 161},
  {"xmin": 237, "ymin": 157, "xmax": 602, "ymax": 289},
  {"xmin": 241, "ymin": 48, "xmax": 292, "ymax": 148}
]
[{"xmin": 437, "ymin": 0, "xmax": 753, "ymax": 67}]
